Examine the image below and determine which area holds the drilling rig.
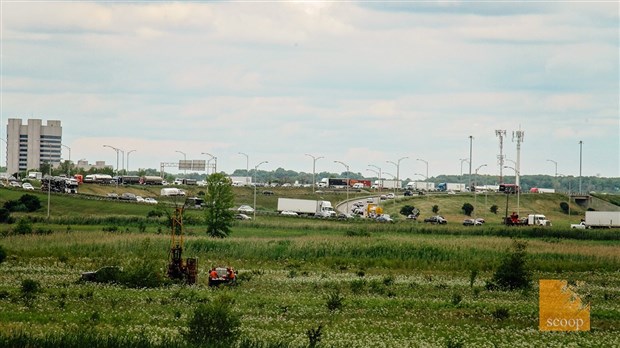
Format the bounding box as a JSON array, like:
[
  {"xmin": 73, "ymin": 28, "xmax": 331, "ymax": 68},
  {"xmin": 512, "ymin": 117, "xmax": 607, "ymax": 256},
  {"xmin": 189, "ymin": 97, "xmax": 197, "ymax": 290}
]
[{"xmin": 167, "ymin": 204, "xmax": 198, "ymax": 284}]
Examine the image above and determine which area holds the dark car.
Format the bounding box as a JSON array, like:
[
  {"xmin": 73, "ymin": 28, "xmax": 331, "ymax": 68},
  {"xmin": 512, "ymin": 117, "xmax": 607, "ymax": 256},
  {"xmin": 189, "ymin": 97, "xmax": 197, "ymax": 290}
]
[
  {"xmin": 404, "ymin": 190, "xmax": 413, "ymax": 196},
  {"xmin": 424, "ymin": 215, "xmax": 447, "ymax": 224}
]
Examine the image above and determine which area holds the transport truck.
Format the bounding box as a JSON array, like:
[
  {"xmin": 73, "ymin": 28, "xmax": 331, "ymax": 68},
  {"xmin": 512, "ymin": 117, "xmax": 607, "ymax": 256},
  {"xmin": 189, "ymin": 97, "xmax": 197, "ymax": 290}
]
[
  {"xmin": 277, "ymin": 198, "xmax": 336, "ymax": 217},
  {"xmin": 406, "ymin": 181, "xmax": 435, "ymax": 191},
  {"xmin": 571, "ymin": 211, "xmax": 620, "ymax": 229},
  {"xmin": 372, "ymin": 179, "xmax": 402, "ymax": 190},
  {"xmin": 436, "ymin": 183, "xmax": 466, "ymax": 192},
  {"xmin": 529, "ymin": 187, "xmax": 556, "ymax": 193}
]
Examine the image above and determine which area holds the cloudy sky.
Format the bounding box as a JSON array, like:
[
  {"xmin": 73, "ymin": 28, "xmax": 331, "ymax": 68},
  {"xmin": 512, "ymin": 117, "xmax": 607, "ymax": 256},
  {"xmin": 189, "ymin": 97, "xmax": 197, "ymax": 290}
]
[{"xmin": 1, "ymin": 1, "xmax": 618, "ymax": 180}]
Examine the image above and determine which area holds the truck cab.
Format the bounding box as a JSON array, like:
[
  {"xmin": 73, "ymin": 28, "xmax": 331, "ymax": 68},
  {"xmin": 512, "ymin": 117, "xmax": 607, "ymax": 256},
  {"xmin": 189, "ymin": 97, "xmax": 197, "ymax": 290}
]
[{"xmin": 527, "ymin": 214, "xmax": 552, "ymax": 226}]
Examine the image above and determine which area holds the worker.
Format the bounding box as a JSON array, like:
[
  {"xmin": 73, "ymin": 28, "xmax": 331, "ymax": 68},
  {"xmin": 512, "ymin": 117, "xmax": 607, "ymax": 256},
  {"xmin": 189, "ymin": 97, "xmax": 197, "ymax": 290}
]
[
  {"xmin": 209, "ymin": 267, "xmax": 219, "ymax": 280},
  {"xmin": 226, "ymin": 268, "xmax": 236, "ymax": 283}
]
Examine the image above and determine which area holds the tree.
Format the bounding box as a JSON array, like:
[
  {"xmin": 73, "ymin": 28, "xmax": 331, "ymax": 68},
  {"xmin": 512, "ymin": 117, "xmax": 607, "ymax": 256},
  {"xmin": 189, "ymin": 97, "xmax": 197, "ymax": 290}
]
[
  {"xmin": 399, "ymin": 205, "xmax": 416, "ymax": 216},
  {"xmin": 19, "ymin": 194, "xmax": 42, "ymax": 212},
  {"xmin": 204, "ymin": 173, "xmax": 235, "ymax": 238},
  {"xmin": 462, "ymin": 203, "xmax": 474, "ymax": 216},
  {"xmin": 491, "ymin": 239, "xmax": 532, "ymax": 290},
  {"xmin": 432, "ymin": 205, "xmax": 439, "ymax": 214}
]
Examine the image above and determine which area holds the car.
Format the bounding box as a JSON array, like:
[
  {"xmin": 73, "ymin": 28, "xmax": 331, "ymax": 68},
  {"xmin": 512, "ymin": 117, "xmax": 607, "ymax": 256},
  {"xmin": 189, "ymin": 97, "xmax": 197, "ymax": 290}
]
[
  {"xmin": 407, "ymin": 214, "xmax": 418, "ymax": 220},
  {"xmin": 238, "ymin": 205, "xmax": 254, "ymax": 213},
  {"xmin": 376, "ymin": 214, "xmax": 394, "ymax": 223},
  {"xmin": 380, "ymin": 195, "xmax": 387, "ymax": 200},
  {"xmin": 235, "ymin": 213, "xmax": 252, "ymax": 220},
  {"xmin": 81, "ymin": 266, "xmax": 123, "ymax": 283},
  {"xmin": 106, "ymin": 193, "xmax": 119, "ymax": 199},
  {"xmin": 404, "ymin": 190, "xmax": 413, "ymax": 196},
  {"xmin": 22, "ymin": 183, "xmax": 34, "ymax": 190},
  {"xmin": 119, "ymin": 192, "xmax": 137, "ymax": 201},
  {"xmin": 475, "ymin": 218, "xmax": 485, "ymax": 224},
  {"xmin": 338, "ymin": 213, "xmax": 355, "ymax": 219},
  {"xmin": 262, "ymin": 190, "xmax": 274, "ymax": 195},
  {"xmin": 366, "ymin": 197, "xmax": 374, "ymax": 203},
  {"xmin": 144, "ymin": 197, "xmax": 158, "ymax": 204},
  {"xmin": 280, "ymin": 210, "xmax": 298, "ymax": 216},
  {"xmin": 463, "ymin": 218, "xmax": 482, "ymax": 226},
  {"xmin": 9, "ymin": 181, "xmax": 21, "ymax": 188},
  {"xmin": 386, "ymin": 193, "xmax": 395, "ymax": 199},
  {"xmin": 424, "ymin": 215, "xmax": 447, "ymax": 224},
  {"xmin": 135, "ymin": 196, "xmax": 145, "ymax": 202}
]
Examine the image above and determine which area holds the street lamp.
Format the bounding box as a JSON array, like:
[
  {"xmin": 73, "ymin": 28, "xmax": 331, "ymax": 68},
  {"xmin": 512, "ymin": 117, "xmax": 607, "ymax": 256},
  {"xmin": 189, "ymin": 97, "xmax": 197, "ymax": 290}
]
[
  {"xmin": 305, "ymin": 154, "xmax": 324, "ymax": 193},
  {"xmin": 416, "ymin": 158, "xmax": 429, "ymax": 183},
  {"xmin": 504, "ymin": 165, "xmax": 520, "ymax": 216},
  {"xmin": 202, "ymin": 152, "xmax": 216, "ymax": 176},
  {"xmin": 334, "ymin": 160, "xmax": 350, "ymax": 214},
  {"xmin": 546, "ymin": 159, "xmax": 558, "ymax": 178},
  {"xmin": 239, "ymin": 152, "xmax": 249, "ymax": 185},
  {"xmin": 103, "ymin": 145, "xmax": 120, "ymax": 178},
  {"xmin": 383, "ymin": 171, "xmax": 397, "ymax": 207},
  {"xmin": 175, "ymin": 150, "xmax": 187, "ymax": 176},
  {"xmin": 253, "ymin": 161, "xmax": 268, "ymax": 219},
  {"xmin": 460, "ymin": 158, "xmax": 469, "ymax": 177},
  {"xmin": 387, "ymin": 156, "xmax": 408, "ymax": 193},
  {"xmin": 368, "ymin": 164, "xmax": 381, "ymax": 191},
  {"xmin": 578, "ymin": 141, "xmax": 583, "ymax": 194},
  {"xmin": 474, "ymin": 164, "xmax": 487, "ymax": 190},
  {"xmin": 126, "ymin": 150, "xmax": 136, "ymax": 174},
  {"xmin": 61, "ymin": 144, "xmax": 71, "ymax": 176}
]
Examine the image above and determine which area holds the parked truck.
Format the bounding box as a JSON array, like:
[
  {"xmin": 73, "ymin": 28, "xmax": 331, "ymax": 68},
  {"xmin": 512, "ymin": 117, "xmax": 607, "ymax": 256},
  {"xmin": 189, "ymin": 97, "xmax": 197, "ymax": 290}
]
[
  {"xmin": 277, "ymin": 198, "xmax": 336, "ymax": 217},
  {"xmin": 571, "ymin": 211, "xmax": 620, "ymax": 229},
  {"xmin": 530, "ymin": 187, "xmax": 556, "ymax": 193},
  {"xmin": 436, "ymin": 183, "xmax": 466, "ymax": 192}
]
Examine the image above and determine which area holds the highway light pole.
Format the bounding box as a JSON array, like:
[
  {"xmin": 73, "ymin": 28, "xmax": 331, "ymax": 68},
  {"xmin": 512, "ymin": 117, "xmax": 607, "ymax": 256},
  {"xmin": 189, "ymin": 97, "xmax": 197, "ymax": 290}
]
[
  {"xmin": 305, "ymin": 153, "xmax": 324, "ymax": 193},
  {"xmin": 474, "ymin": 164, "xmax": 487, "ymax": 213},
  {"xmin": 504, "ymin": 165, "xmax": 520, "ymax": 216},
  {"xmin": 383, "ymin": 172, "xmax": 397, "ymax": 208},
  {"xmin": 126, "ymin": 150, "xmax": 136, "ymax": 174},
  {"xmin": 387, "ymin": 156, "xmax": 408, "ymax": 193},
  {"xmin": 239, "ymin": 152, "xmax": 249, "ymax": 185},
  {"xmin": 175, "ymin": 150, "xmax": 187, "ymax": 176},
  {"xmin": 253, "ymin": 161, "xmax": 268, "ymax": 219},
  {"xmin": 103, "ymin": 145, "xmax": 120, "ymax": 178},
  {"xmin": 368, "ymin": 164, "xmax": 381, "ymax": 192},
  {"xmin": 202, "ymin": 152, "xmax": 216, "ymax": 176},
  {"xmin": 61, "ymin": 144, "xmax": 71, "ymax": 176},
  {"xmin": 334, "ymin": 160, "xmax": 350, "ymax": 214},
  {"xmin": 460, "ymin": 158, "xmax": 469, "ymax": 177},
  {"xmin": 546, "ymin": 159, "xmax": 558, "ymax": 178},
  {"xmin": 578, "ymin": 141, "xmax": 583, "ymax": 194},
  {"xmin": 416, "ymin": 158, "xmax": 429, "ymax": 190}
]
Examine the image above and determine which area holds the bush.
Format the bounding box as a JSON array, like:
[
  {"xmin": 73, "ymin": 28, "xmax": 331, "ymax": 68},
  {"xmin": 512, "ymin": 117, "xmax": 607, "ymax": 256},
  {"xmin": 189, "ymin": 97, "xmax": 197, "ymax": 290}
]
[
  {"xmin": 0, "ymin": 245, "xmax": 6, "ymax": 264},
  {"xmin": 432, "ymin": 205, "xmax": 439, "ymax": 214},
  {"xmin": 184, "ymin": 295, "xmax": 241, "ymax": 346},
  {"xmin": 560, "ymin": 202, "xmax": 570, "ymax": 214},
  {"xmin": 492, "ymin": 307, "xmax": 510, "ymax": 320},
  {"xmin": 306, "ymin": 324, "xmax": 323, "ymax": 348},
  {"xmin": 491, "ymin": 239, "xmax": 532, "ymax": 290},
  {"xmin": 21, "ymin": 279, "xmax": 41, "ymax": 299},
  {"xmin": 462, "ymin": 203, "xmax": 474, "ymax": 216},
  {"xmin": 490, "ymin": 205, "xmax": 498, "ymax": 214},
  {"xmin": 13, "ymin": 218, "xmax": 32, "ymax": 235},
  {"xmin": 325, "ymin": 290, "xmax": 344, "ymax": 312},
  {"xmin": 399, "ymin": 205, "xmax": 416, "ymax": 216},
  {"xmin": 0, "ymin": 208, "xmax": 13, "ymax": 223},
  {"xmin": 19, "ymin": 194, "xmax": 42, "ymax": 212}
]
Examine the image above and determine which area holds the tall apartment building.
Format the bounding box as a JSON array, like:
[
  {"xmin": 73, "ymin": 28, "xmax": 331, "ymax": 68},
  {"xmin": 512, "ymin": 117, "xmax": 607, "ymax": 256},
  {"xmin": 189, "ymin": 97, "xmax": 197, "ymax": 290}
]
[{"xmin": 6, "ymin": 118, "xmax": 62, "ymax": 175}]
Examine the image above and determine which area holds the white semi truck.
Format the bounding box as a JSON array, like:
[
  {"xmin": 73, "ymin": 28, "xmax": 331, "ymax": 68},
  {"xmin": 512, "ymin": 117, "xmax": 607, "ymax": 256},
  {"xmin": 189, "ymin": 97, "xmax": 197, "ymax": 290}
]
[
  {"xmin": 372, "ymin": 179, "xmax": 402, "ymax": 190},
  {"xmin": 571, "ymin": 211, "xmax": 620, "ymax": 229},
  {"xmin": 277, "ymin": 198, "xmax": 336, "ymax": 217}
]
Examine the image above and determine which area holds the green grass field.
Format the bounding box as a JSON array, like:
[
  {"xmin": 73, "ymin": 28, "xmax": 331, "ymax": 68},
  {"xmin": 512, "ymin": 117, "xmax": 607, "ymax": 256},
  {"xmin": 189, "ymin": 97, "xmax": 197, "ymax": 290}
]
[{"xmin": 0, "ymin": 187, "xmax": 619, "ymax": 347}]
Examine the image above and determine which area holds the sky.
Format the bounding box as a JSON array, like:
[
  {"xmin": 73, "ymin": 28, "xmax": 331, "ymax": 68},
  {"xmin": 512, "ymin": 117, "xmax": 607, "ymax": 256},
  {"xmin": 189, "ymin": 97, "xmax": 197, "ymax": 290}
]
[{"xmin": 1, "ymin": 1, "xmax": 618, "ymax": 180}]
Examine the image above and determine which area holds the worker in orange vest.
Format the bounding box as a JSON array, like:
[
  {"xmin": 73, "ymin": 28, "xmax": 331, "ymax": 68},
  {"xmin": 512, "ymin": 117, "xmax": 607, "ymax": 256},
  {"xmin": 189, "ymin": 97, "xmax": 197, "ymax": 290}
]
[{"xmin": 209, "ymin": 267, "xmax": 219, "ymax": 280}]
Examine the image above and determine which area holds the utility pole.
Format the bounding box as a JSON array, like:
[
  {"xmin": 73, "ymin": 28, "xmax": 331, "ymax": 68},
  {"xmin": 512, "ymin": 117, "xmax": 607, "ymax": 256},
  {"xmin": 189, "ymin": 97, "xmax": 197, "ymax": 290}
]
[
  {"xmin": 495, "ymin": 130, "xmax": 506, "ymax": 183},
  {"xmin": 579, "ymin": 141, "xmax": 583, "ymax": 194},
  {"xmin": 468, "ymin": 136, "xmax": 473, "ymax": 192},
  {"xmin": 512, "ymin": 128, "xmax": 525, "ymax": 191}
]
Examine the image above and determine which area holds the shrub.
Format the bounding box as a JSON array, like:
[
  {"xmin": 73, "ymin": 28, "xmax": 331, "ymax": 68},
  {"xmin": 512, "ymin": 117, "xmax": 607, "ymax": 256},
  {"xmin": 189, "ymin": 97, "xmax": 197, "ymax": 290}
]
[
  {"xmin": 184, "ymin": 295, "xmax": 241, "ymax": 346},
  {"xmin": 490, "ymin": 205, "xmax": 498, "ymax": 214},
  {"xmin": 350, "ymin": 279, "xmax": 366, "ymax": 294},
  {"xmin": 306, "ymin": 324, "xmax": 323, "ymax": 348},
  {"xmin": 0, "ymin": 245, "xmax": 6, "ymax": 264},
  {"xmin": 19, "ymin": 194, "xmax": 42, "ymax": 212},
  {"xmin": 0, "ymin": 208, "xmax": 13, "ymax": 223},
  {"xmin": 451, "ymin": 293, "xmax": 462, "ymax": 306},
  {"xmin": 13, "ymin": 218, "xmax": 32, "ymax": 235},
  {"xmin": 432, "ymin": 205, "xmax": 440, "ymax": 214},
  {"xmin": 492, "ymin": 307, "xmax": 510, "ymax": 320},
  {"xmin": 325, "ymin": 290, "xmax": 344, "ymax": 312},
  {"xmin": 21, "ymin": 279, "xmax": 41, "ymax": 299},
  {"xmin": 399, "ymin": 205, "xmax": 416, "ymax": 216},
  {"xmin": 491, "ymin": 239, "xmax": 532, "ymax": 290},
  {"xmin": 560, "ymin": 202, "xmax": 570, "ymax": 214},
  {"xmin": 462, "ymin": 203, "xmax": 474, "ymax": 216},
  {"xmin": 469, "ymin": 269, "xmax": 478, "ymax": 288}
]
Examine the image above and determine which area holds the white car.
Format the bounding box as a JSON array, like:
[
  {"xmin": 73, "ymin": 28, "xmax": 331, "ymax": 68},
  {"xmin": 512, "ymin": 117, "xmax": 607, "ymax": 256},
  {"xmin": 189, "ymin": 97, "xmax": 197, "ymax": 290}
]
[
  {"xmin": 135, "ymin": 196, "xmax": 145, "ymax": 202},
  {"xmin": 280, "ymin": 210, "xmax": 298, "ymax": 216},
  {"xmin": 144, "ymin": 198, "xmax": 158, "ymax": 204},
  {"xmin": 238, "ymin": 205, "xmax": 254, "ymax": 213},
  {"xmin": 22, "ymin": 183, "xmax": 35, "ymax": 190}
]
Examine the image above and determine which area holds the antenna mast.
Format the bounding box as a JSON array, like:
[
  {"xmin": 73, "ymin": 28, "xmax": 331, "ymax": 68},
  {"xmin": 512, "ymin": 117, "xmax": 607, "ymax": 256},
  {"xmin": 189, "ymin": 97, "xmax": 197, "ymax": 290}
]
[
  {"xmin": 495, "ymin": 130, "xmax": 506, "ymax": 183},
  {"xmin": 512, "ymin": 127, "xmax": 525, "ymax": 189}
]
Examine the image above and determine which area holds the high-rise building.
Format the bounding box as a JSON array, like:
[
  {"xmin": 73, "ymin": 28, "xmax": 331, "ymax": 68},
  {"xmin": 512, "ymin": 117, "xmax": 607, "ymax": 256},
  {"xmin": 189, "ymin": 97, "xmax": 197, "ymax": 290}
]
[{"xmin": 6, "ymin": 118, "xmax": 62, "ymax": 175}]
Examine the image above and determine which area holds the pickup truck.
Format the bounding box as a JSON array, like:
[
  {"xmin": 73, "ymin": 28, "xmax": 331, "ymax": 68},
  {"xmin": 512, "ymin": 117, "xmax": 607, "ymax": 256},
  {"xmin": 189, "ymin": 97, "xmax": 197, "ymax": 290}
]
[{"xmin": 570, "ymin": 221, "xmax": 587, "ymax": 229}]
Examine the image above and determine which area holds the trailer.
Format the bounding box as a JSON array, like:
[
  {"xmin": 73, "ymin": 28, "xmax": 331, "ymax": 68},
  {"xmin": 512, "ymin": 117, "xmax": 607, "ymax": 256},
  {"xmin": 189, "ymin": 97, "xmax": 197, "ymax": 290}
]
[
  {"xmin": 530, "ymin": 187, "xmax": 556, "ymax": 193},
  {"xmin": 436, "ymin": 183, "xmax": 466, "ymax": 192},
  {"xmin": 372, "ymin": 179, "xmax": 402, "ymax": 189},
  {"xmin": 277, "ymin": 198, "xmax": 336, "ymax": 217},
  {"xmin": 406, "ymin": 181, "xmax": 435, "ymax": 191},
  {"xmin": 140, "ymin": 176, "xmax": 163, "ymax": 185},
  {"xmin": 583, "ymin": 211, "xmax": 620, "ymax": 228}
]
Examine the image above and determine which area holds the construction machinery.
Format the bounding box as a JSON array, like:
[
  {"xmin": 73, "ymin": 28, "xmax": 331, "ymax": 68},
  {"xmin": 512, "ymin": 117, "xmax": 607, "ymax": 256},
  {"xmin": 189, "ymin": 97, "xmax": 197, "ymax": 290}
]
[{"xmin": 167, "ymin": 204, "xmax": 198, "ymax": 284}]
